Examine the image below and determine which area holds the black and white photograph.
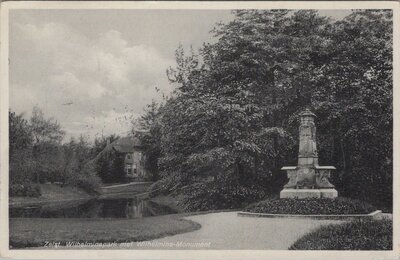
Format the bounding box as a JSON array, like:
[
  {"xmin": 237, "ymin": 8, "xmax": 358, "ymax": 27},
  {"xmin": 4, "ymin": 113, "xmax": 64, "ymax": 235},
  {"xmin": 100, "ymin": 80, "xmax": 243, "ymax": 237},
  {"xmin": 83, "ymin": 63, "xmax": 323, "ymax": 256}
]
[{"xmin": 0, "ymin": 1, "xmax": 398, "ymax": 259}]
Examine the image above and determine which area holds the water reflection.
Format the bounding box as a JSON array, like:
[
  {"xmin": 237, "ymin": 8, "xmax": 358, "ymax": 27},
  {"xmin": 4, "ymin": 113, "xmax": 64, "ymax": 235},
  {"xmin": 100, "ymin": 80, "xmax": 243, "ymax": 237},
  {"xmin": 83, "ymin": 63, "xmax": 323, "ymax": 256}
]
[{"xmin": 10, "ymin": 197, "xmax": 177, "ymax": 219}]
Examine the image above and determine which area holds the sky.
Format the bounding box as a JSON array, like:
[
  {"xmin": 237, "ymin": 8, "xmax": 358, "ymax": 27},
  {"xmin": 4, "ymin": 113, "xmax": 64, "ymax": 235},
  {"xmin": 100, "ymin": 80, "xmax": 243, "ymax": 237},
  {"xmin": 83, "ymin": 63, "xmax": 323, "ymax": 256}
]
[{"xmin": 9, "ymin": 9, "xmax": 352, "ymax": 142}]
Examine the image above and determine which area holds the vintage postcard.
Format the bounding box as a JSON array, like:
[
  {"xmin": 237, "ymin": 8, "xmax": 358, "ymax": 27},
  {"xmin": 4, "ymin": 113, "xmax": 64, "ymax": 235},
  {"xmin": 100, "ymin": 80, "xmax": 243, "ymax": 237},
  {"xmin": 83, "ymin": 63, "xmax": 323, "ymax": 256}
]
[{"xmin": 0, "ymin": 1, "xmax": 399, "ymax": 259}]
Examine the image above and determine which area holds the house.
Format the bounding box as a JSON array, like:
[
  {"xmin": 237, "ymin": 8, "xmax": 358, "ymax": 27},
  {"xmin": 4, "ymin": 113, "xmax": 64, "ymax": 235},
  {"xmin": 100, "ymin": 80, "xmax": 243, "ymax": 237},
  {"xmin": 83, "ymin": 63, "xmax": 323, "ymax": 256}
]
[{"xmin": 108, "ymin": 136, "xmax": 147, "ymax": 180}]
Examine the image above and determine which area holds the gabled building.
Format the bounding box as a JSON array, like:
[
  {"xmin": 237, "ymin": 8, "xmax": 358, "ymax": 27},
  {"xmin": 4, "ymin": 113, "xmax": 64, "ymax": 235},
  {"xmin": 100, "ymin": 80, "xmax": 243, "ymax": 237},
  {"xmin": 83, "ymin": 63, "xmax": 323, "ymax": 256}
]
[{"xmin": 108, "ymin": 136, "xmax": 147, "ymax": 180}]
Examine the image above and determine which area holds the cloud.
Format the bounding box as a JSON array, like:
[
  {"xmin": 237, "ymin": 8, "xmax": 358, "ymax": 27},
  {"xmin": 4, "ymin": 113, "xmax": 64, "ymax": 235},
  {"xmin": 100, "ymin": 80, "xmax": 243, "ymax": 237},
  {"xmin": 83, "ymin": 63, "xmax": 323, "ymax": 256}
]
[
  {"xmin": 69, "ymin": 110, "xmax": 141, "ymax": 141},
  {"xmin": 10, "ymin": 21, "xmax": 175, "ymax": 141}
]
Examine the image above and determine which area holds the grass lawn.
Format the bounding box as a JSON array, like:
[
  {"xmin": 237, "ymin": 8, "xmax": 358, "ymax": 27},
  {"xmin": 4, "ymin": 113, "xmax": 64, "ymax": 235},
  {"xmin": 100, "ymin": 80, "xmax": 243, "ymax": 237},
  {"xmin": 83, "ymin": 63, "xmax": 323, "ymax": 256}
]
[
  {"xmin": 10, "ymin": 213, "xmax": 201, "ymax": 248},
  {"xmin": 289, "ymin": 218, "xmax": 392, "ymax": 250}
]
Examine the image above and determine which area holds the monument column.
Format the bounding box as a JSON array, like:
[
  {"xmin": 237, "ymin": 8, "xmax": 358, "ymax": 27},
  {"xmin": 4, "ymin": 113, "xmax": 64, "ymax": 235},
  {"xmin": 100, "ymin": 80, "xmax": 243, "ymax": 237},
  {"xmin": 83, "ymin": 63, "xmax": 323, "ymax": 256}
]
[{"xmin": 297, "ymin": 109, "xmax": 318, "ymax": 166}]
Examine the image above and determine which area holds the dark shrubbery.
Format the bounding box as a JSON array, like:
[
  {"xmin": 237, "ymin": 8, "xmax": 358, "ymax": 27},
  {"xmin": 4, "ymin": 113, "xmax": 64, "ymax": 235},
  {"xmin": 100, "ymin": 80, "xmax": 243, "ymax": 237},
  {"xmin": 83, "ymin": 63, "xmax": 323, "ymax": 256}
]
[
  {"xmin": 94, "ymin": 148, "xmax": 126, "ymax": 184},
  {"xmin": 290, "ymin": 218, "xmax": 392, "ymax": 250},
  {"xmin": 9, "ymin": 183, "xmax": 41, "ymax": 197},
  {"xmin": 179, "ymin": 180, "xmax": 267, "ymax": 212},
  {"xmin": 64, "ymin": 165, "xmax": 101, "ymax": 194},
  {"xmin": 245, "ymin": 197, "xmax": 377, "ymax": 215},
  {"xmin": 151, "ymin": 168, "xmax": 271, "ymax": 212}
]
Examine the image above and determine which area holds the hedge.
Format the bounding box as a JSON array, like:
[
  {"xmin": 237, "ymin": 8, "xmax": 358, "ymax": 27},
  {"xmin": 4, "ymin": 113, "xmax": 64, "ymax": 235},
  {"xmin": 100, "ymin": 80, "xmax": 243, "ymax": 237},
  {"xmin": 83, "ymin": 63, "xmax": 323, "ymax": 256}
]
[{"xmin": 244, "ymin": 197, "xmax": 377, "ymax": 215}]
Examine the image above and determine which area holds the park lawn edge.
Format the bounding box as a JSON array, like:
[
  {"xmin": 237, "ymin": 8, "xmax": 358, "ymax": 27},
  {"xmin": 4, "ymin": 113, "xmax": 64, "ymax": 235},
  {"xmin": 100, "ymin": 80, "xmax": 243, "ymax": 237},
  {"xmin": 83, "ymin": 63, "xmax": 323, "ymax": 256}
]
[{"xmin": 9, "ymin": 208, "xmax": 241, "ymax": 248}]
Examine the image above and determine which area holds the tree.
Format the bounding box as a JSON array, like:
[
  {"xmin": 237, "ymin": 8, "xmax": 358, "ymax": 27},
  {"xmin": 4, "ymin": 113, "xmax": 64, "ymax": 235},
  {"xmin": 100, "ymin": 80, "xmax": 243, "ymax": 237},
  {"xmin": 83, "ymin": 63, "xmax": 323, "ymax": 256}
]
[
  {"xmin": 136, "ymin": 101, "xmax": 163, "ymax": 181},
  {"xmin": 9, "ymin": 111, "xmax": 34, "ymax": 185},
  {"xmin": 29, "ymin": 106, "xmax": 65, "ymax": 183},
  {"xmin": 9, "ymin": 108, "xmax": 102, "ymax": 195},
  {"xmin": 91, "ymin": 134, "xmax": 119, "ymax": 157},
  {"xmin": 156, "ymin": 10, "xmax": 331, "ymax": 209},
  {"xmin": 91, "ymin": 134, "xmax": 126, "ymax": 184},
  {"xmin": 60, "ymin": 136, "xmax": 102, "ymax": 192},
  {"xmin": 62, "ymin": 135, "xmax": 93, "ymax": 179},
  {"xmin": 311, "ymin": 10, "xmax": 393, "ymax": 209},
  {"xmin": 9, "ymin": 111, "xmax": 32, "ymax": 156}
]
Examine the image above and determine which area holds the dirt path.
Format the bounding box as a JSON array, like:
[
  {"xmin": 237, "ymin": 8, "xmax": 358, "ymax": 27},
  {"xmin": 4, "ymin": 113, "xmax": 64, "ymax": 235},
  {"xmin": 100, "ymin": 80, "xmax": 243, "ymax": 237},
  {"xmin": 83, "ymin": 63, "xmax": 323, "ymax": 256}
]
[{"xmin": 134, "ymin": 211, "xmax": 344, "ymax": 250}]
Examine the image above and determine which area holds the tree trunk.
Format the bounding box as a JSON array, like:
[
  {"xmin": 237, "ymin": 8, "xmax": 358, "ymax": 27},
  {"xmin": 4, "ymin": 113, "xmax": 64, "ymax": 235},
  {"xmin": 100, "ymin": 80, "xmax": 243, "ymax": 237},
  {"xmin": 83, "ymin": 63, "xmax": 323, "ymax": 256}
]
[{"xmin": 340, "ymin": 138, "xmax": 346, "ymax": 172}]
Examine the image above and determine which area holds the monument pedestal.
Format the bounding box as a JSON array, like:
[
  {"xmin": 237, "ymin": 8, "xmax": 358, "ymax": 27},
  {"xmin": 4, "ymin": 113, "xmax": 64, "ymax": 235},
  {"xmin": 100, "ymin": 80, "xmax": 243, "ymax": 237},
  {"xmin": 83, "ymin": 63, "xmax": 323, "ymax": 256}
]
[
  {"xmin": 280, "ymin": 188, "xmax": 338, "ymax": 199},
  {"xmin": 280, "ymin": 189, "xmax": 320, "ymax": 199},
  {"xmin": 319, "ymin": 189, "xmax": 338, "ymax": 198}
]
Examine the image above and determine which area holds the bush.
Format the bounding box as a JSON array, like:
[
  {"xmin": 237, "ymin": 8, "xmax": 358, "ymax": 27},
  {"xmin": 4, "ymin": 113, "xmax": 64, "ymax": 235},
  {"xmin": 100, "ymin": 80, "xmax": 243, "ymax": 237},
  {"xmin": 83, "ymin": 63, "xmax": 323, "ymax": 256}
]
[
  {"xmin": 179, "ymin": 180, "xmax": 267, "ymax": 212},
  {"xmin": 25, "ymin": 184, "xmax": 42, "ymax": 197},
  {"xmin": 64, "ymin": 165, "xmax": 102, "ymax": 194},
  {"xmin": 95, "ymin": 149, "xmax": 126, "ymax": 184},
  {"xmin": 75, "ymin": 174, "xmax": 101, "ymax": 193},
  {"xmin": 244, "ymin": 197, "xmax": 377, "ymax": 215},
  {"xmin": 9, "ymin": 183, "xmax": 41, "ymax": 197},
  {"xmin": 290, "ymin": 218, "xmax": 392, "ymax": 250}
]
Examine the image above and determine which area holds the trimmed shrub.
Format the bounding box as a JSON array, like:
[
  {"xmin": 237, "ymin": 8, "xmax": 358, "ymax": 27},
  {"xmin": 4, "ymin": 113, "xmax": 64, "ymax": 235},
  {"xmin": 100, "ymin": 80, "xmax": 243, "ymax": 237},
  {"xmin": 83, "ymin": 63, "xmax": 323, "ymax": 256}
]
[
  {"xmin": 244, "ymin": 197, "xmax": 377, "ymax": 215},
  {"xmin": 290, "ymin": 218, "xmax": 392, "ymax": 250}
]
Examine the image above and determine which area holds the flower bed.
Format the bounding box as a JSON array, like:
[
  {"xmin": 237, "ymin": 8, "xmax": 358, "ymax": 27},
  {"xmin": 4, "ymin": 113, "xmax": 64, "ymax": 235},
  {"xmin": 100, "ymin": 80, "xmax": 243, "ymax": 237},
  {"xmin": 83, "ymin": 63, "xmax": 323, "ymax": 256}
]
[{"xmin": 244, "ymin": 197, "xmax": 377, "ymax": 215}]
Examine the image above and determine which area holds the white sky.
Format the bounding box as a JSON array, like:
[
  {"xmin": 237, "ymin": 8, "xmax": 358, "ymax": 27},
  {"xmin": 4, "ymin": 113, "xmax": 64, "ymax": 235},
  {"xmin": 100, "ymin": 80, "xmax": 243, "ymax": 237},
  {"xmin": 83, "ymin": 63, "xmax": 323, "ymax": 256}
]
[{"xmin": 9, "ymin": 9, "xmax": 352, "ymax": 142}]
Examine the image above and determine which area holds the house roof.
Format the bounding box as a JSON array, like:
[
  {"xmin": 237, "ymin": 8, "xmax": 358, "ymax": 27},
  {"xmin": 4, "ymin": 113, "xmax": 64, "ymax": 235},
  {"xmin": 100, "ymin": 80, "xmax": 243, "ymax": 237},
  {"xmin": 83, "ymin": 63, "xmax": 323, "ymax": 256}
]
[
  {"xmin": 86, "ymin": 135, "xmax": 144, "ymax": 167},
  {"xmin": 111, "ymin": 136, "xmax": 143, "ymax": 153}
]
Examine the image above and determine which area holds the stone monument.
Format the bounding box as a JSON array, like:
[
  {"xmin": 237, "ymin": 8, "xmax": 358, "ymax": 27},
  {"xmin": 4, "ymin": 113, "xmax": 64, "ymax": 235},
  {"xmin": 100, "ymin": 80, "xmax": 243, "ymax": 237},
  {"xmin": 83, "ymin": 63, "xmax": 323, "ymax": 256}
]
[{"xmin": 280, "ymin": 109, "xmax": 338, "ymax": 199}]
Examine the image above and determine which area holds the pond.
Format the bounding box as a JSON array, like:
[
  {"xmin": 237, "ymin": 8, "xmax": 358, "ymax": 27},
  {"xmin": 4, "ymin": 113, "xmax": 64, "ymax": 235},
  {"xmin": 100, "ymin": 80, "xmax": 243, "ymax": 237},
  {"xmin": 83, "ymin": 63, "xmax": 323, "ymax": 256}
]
[{"xmin": 10, "ymin": 197, "xmax": 178, "ymax": 219}]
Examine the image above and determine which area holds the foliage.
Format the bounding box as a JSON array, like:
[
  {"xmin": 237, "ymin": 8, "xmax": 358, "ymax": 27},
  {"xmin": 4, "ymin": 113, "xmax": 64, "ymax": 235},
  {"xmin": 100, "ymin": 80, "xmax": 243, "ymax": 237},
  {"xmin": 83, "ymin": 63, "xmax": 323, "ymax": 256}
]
[
  {"xmin": 27, "ymin": 106, "xmax": 66, "ymax": 183},
  {"xmin": 9, "ymin": 148, "xmax": 35, "ymax": 186},
  {"xmin": 59, "ymin": 136, "xmax": 102, "ymax": 192},
  {"xmin": 9, "ymin": 183, "xmax": 41, "ymax": 197},
  {"xmin": 30, "ymin": 106, "xmax": 65, "ymax": 145},
  {"xmin": 244, "ymin": 197, "xmax": 376, "ymax": 215},
  {"xmin": 9, "ymin": 108, "xmax": 102, "ymax": 196},
  {"xmin": 290, "ymin": 218, "xmax": 392, "ymax": 250},
  {"xmin": 64, "ymin": 165, "xmax": 101, "ymax": 193},
  {"xmin": 178, "ymin": 170, "xmax": 269, "ymax": 211},
  {"xmin": 136, "ymin": 101, "xmax": 163, "ymax": 181},
  {"xmin": 95, "ymin": 149, "xmax": 126, "ymax": 184},
  {"xmin": 311, "ymin": 10, "xmax": 393, "ymax": 210},
  {"xmin": 9, "ymin": 111, "xmax": 36, "ymax": 188},
  {"xmin": 91, "ymin": 134, "xmax": 119, "ymax": 157},
  {"xmin": 90, "ymin": 134, "xmax": 128, "ymax": 184},
  {"xmin": 142, "ymin": 10, "xmax": 392, "ymax": 211},
  {"xmin": 9, "ymin": 111, "xmax": 32, "ymax": 155}
]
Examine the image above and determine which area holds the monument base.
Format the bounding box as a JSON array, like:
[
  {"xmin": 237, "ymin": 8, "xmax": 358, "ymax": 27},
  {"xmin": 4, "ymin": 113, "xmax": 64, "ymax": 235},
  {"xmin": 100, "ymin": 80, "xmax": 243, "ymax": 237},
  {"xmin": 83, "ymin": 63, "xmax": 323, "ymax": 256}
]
[
  {"xmin": 320, "ymin": 189, "xmax": 338, "ymax": 198},
  {"xmin": 280, "ymin": 188, "xmax": 338, "ymax": 199}
]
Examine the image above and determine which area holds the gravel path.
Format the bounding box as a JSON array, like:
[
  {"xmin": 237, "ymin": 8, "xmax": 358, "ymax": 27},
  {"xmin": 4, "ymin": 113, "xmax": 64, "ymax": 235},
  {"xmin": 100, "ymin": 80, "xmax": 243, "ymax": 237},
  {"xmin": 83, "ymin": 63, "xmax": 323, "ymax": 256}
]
[{"xmin": 135, "ymin": 211, "xmax": 344, "ymax": 250}]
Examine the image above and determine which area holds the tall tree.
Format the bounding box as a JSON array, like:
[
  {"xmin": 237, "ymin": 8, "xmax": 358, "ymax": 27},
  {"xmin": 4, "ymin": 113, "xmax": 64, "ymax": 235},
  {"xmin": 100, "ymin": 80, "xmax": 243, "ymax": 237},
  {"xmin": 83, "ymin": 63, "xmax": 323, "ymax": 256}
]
[
  {"xmin": 9, "ymin": 111, "xmax": 32, "ymax": 156},
  {"xmin": 158, "ymin": 10, "xmax": 332, "ymax": 209},
  {"xmin": 29, "ymin": 106, "xmax": 65, "ymax": 183},
  {"xmin": 312, "ymin": 10, "xmax": 392, "ymax": 208},
  {"xmin": 136, "ymin": 101, "xmax": 163, "ymax": 181},
  {"xmin": 9, "ymin": 111, "xmax": 34, "ymax": 185}
]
